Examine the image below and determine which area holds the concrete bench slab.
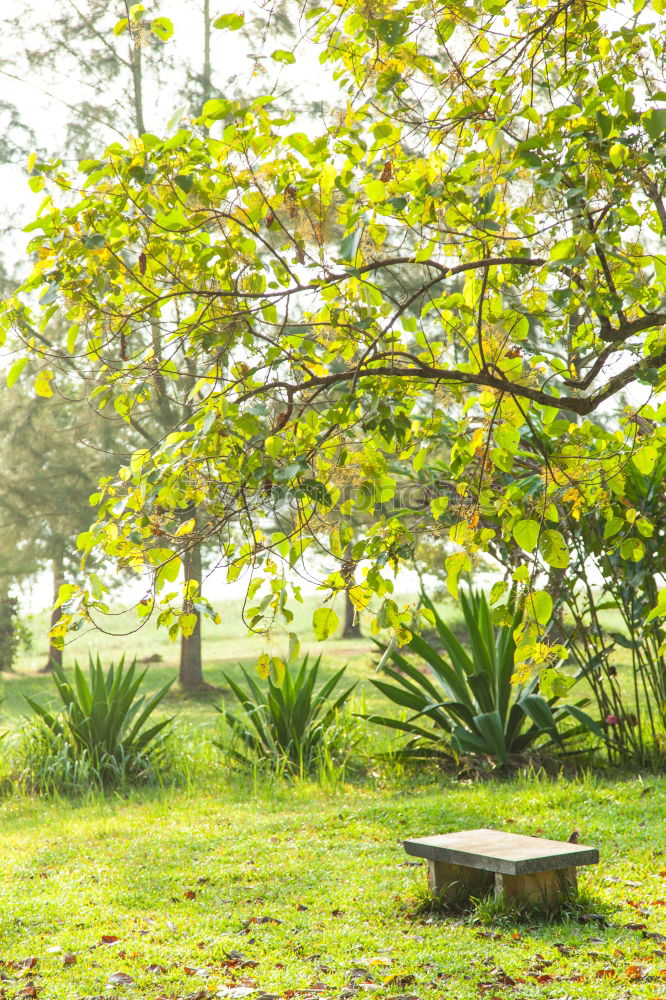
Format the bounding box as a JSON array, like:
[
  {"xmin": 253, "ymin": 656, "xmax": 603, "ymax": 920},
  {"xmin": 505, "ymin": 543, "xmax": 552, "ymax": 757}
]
[{"xmin": 404, "ymin": 828, "xmax": 599, "ymax": 909}]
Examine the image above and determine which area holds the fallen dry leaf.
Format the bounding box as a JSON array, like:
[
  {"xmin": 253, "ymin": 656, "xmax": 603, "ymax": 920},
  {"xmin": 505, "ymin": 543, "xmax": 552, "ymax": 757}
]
[
  {"xmin": 63, "ymin": 954, "xmax": 76, "ymax": 967},
  {"xmin": 382, "ymin": 975, "xmax": 414, "ymax": 988},
  {"xmin": 107, "ymin": 971, "xmax": 135, "ymax": 986}
]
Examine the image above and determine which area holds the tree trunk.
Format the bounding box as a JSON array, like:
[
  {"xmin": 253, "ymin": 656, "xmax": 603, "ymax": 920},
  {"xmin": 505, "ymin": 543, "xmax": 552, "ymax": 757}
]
[
  {"xmin": 129, "ymin": 21, "xmax": 146, "ymax": 134},
  {"xmin": 179, "ymin": 540, "xmax": 204, "ymax": 690},
  {"xmin": 202, "ymin": 0, "xmax": 212, "ymax": 103},
  {"xmin": 0, "ymin": 577, "xmax": 14, "ymax": 672},
  {"xmin": 41, "ymin": 548, "xmax": 65, "ymax": 673},
  {"xmin": 342, "ymin": 588, "xmax": 362, "ymax": 639}
]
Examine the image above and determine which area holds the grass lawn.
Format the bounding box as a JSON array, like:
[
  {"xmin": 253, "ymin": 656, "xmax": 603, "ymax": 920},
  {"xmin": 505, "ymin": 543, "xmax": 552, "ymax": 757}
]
[
  {"xmin": 1, "ymin": 774, "xmax": 666, "ymax": 999},
  {"xmin": 4, "ymin": 594, "xmax": 384, "ymax": 731},
  {"xmin": 1, "ymin": 593, "xmax": 666, "ymax": 998}
]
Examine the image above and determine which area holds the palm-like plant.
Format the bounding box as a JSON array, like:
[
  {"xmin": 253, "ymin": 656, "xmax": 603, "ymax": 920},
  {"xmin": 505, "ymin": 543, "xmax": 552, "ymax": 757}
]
[
  {"xmin": 25, "ymin": 656, "xmax": 173, "ymax": 786},
  {"xmin": 370, "ymin": 591, "xmax": 602, "ymax": 766},
  {"xmin": 218, "ymin": 655, "xmax": 356, "ymax": 774}
]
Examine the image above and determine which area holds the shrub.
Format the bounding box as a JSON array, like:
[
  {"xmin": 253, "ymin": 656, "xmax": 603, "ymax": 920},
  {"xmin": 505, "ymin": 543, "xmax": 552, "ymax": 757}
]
[
  {"xmin": 22, "ymin": 655, "xmax": 173, "ymax": 791},
  {"xmin": 370, "ymin": 591, "xmax": 602, "ymax": 767},
  {"xmin": 562, "ymin": 456, "xmax": 666, "ymax": 766},
  {"xmin": 217, "ymin": 655, "xmax": 357, "ymax": 775},
  {"xmin": 0, "ymin": 596, "xmax": 31, "ymax": 671}
]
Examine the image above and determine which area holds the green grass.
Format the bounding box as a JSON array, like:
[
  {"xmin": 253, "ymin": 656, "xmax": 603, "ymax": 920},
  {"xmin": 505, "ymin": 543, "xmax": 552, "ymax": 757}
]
[
  {"xmin": 5, "ymin": 595, "xmax": 381, "ymax": 731},
  {"xmin": 1, "ymin": 593, "xmax": 665, "ymax": 997},
  {"xmin": 0, "ymin": 773, "xmax": 665, "ymax": 999}
]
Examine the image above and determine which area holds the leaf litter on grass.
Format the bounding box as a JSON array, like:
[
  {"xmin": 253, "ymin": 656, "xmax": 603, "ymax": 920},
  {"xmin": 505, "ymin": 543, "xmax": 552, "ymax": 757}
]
[{"xmin": 1, "ymin": 778, "xmax": 666, "ymax": 1000}]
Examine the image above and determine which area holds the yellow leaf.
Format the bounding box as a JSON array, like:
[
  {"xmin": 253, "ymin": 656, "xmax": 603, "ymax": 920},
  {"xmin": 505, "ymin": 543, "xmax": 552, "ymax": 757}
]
[
  {"xmin": 256, "ymin": 652, "xmax": 271, "ymax": 678},
  {"xmin": 180, "ymin": 613, "xmax": 197, "ymax": 637},
  {"xmin": 176, "ymin": 518, "xmax": 196, "ymax": 536},
  {"xmin": 348, "ymin": 585, "xmax": 367, "ymax": 611},
  {"xmin": 34, "ymin": 370, "xmax": 54, "ymax": 397}
]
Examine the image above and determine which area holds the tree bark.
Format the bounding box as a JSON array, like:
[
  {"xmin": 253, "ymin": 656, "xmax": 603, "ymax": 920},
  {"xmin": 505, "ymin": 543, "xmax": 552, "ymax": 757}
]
[
  {"xmin": 42, "ymin": 547, "xmax": 65, "ymax": 673},
  {"xmin": 0, "ymin": 577, "xmax": 14, "ymax": 672},
  {"xmin": 202, "ymin": 0, "xmax": 212, "ymax": 103},
  {"xmin": 342, "ymin": 588, "xmax": 362, "ymax": 639},
  {"xmin": 129, "ymin": 19, "xmax": 145, "ymax": 134},
  {"xmin": 179, "ymin": 540, "xmax": 204, "ymax": 690}
]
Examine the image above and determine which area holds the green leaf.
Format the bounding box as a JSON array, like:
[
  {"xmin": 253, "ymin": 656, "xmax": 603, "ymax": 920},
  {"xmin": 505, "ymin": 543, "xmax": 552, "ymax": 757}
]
[
  {"xmin": 339, "ymin": 229, "xmax": 361, "ymax": 261},
  {"xmin": 174, "ymin": 174, "xmax": 193, "ymax": 193},
  {"xmin": 429, "ymin": 496, "xmax": 449, "ymax": 519},
  {"xmin": 200, "ymin": 99, "xmax": 231, "ymax": 121},
  {"xmin": 526, "ymin": 590, "xmax": 553, "ymax": 625},
  {"xmin": 213, "ymin": 13, "xmax": 244, "ymax": 30},
  {"xmin": 271, "ymin": 49, "xmax": 296, "ymax": 64},
  {"xmin": 646, "ymin": 588, "xmax": 666, "ymax": 623},
  {"xmin": 540, "ymin": 667, "xmax": 575, "ymax": 699},
  {"xmin": 288, "ymin": 632, "xmax": 300, "ymax": 663},
  {"xmin": 113, "ymin": 17, "xmax": 129, "ymax": 35},
  {"xmin": 151, "ymin": 16, "xmax": 174, "ymax": 41},
  {"xmin": 312, "ymin": 607, "xmax": 339, "ymax": 640},
  {"xmin": 495, "ymin": 423, "xmax": 520, "ymax": 451},
  {"xmin": 489, "ymin": 581, "xmax": 507, "ymax": 605},
  {"xmin": 620, "ymin": 536, "xmax": 645, "ymax": 562},
  {"xmin": 549, "ymin": 237, "xmax": 578, "ymax": 261},
  {"xmin": 7, "ymin": 358, "xmax": 28, "ymax": 388},
  {"xmin": 513, "ymin": 519, "xmax": 540, "ymax": 553},
  {"xmin": 66, "ymin": 324, "xmax": 79, "ymax": 353},
  {"xmin": 374, "ymin": 18, "xmax": 407, "ymax": 45},
  {"xmin": 644, "ymin": 108, "xmax": 666, "ymax": 141},
  {"xmin": 603, "ymin": 516, "xmax": 624, "ymax": 539},
  {"xmin": 632, "ymin": 445, "xmax": 657, "ymax": 474},
  {"xmin": 365, "ymin": 179, "xmax": 386, "ymax": 203},
  {"xmin": 609, "ymin": 142, "xmax": 627, "ymax": 167},
  {"xmin": 539, "ymin": 529, "xmax": 570, "ymax": 568}
]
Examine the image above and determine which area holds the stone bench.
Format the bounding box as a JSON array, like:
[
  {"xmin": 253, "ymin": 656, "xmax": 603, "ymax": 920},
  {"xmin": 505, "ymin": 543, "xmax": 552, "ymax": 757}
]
[{"xmin": 404, "ymin": 828, "xmax": 599, "ymax": 909}]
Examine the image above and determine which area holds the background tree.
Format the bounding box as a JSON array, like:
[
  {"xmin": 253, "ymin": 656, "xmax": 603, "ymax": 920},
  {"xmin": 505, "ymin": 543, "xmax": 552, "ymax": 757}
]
[
  {"xmin": 0, "ymin": 0, "xmax": 322, "ymax": 688},
  {"xmin": 0, "ymin": 372, "xmax": 120, "ymax": 670}
]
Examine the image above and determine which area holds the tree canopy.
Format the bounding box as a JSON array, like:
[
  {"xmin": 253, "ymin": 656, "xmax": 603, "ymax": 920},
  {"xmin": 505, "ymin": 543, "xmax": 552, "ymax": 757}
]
[{"xmin": 3, "ymin": 0, "xmax": 666, "ymax": 669}]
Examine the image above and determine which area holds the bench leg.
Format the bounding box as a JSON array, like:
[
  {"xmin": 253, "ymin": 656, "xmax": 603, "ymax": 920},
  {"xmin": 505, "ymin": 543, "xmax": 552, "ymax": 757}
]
[
  {"xmin": 428, "ymin": 860, "xmax": 494, "ymax": 904},
  {"xmin": 495, "ymin": 867, "xmax": 577, "ymax": 909}
]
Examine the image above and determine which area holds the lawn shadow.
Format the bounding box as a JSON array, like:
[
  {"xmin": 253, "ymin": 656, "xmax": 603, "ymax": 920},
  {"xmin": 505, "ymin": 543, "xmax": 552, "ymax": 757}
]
[{"xmin": 401, "ymin": 879, "xmax": 619, "ymax": 934}]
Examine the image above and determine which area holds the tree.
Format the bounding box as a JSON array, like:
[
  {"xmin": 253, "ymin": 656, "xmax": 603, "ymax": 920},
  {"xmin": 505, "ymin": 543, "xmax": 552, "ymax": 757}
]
[
  {"xmin": 5, "ymin": 1, "xmax": 666, "ymax": 671},
  {"xmin": 0, "ymin": 373, "xmax": 120, "ymax": 669},
  {"xmin": 2, "ymin": 0, "xmax": 319, "ymax": 688}
]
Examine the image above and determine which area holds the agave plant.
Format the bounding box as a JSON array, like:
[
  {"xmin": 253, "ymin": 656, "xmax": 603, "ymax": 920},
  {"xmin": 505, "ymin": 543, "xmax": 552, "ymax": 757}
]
[
  {"xmin": 218, "ymin": 655, "xmax": 356, "ymax": 774},
  {"xmin": 24, "ymin": 655, "xmax": 173, "ymax": 787},
  {"xmin": 370, "ymin": 591, "xmax": 603, "ymax": 766}
]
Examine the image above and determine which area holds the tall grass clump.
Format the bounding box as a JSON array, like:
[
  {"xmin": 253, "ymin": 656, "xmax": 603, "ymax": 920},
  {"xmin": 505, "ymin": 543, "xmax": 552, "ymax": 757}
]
[
  {"xmin": 216, "ymin": 654, "xmax": 357, "ymax": 777},
  {"xmin": 18, "ymin": 655, "xmax": 174, "ymax": 793}
]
